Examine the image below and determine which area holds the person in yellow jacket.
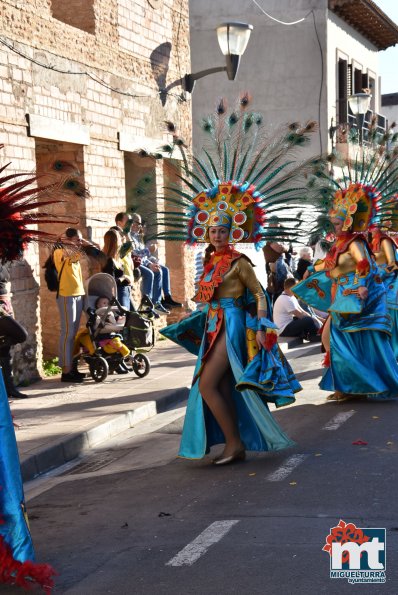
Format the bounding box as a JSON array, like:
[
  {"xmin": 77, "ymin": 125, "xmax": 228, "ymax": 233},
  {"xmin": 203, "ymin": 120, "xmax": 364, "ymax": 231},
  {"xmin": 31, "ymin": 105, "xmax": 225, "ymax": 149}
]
[{"xmin": 53, "ymin": 227, "xmax": 93, "ymax": 383}]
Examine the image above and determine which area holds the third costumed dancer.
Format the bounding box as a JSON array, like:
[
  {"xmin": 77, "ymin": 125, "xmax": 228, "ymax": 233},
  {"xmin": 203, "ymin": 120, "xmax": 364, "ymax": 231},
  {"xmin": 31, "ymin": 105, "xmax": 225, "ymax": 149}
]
[{"xmin": 0, "ymin": 147, "xmax": 86, "ymax": 591}]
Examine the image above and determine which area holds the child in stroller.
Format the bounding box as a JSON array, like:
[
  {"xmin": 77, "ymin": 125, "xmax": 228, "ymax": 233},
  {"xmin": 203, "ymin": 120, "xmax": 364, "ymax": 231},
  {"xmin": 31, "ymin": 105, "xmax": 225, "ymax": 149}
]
[
  {"xmin": 73, "ymin": 273, "xmax": 153, "ymax": 382},
  {"xmin": 93, "ymin": 295, "xmax": 130, "ymax": 372}
]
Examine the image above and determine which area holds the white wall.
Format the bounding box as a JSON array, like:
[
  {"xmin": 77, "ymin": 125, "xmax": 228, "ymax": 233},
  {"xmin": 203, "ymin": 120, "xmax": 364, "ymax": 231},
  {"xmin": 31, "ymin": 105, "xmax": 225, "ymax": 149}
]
[
  {"xmin": 189, "ymin": 0, "xmax": 328, "ymax": 156},
  {"xmin": 383, "ymin": 104, "xmax": 398, "ymax": 128}
]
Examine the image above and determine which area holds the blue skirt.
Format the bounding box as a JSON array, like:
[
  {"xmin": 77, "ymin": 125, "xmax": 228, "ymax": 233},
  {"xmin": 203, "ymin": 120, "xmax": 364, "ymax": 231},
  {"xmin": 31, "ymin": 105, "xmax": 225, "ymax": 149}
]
[
  {"xmin": 0, "ymin": 372, "xmax": 35, "ymax": 563},
  {"xmin": 177, "ymin": 297, "xmax": 298, "ymax": 459},
  {"xmin": 320, "ymin": 285, "xmax": 398, "ymax": 399},
  {"xmin": 388, "ymin": 308, "xmax": 398, "ymax": 360},
  {"xmin": 320, "ymin": 325, "xmax": 398, "ymax": 399}
]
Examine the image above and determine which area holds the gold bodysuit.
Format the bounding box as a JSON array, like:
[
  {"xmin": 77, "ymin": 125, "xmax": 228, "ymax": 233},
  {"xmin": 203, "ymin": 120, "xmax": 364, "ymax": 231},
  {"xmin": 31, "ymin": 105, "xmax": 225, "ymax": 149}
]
[
  {"xmin": 373, "ymin": 238, "xmax": 396, "ymax": 267},
  {"xmin": 213, "ymin": 257, "xmax": 268, "ymax": 311},
  {"xmin": 315, "ymin": 240, "xmax": 368, "ymax": 277}
]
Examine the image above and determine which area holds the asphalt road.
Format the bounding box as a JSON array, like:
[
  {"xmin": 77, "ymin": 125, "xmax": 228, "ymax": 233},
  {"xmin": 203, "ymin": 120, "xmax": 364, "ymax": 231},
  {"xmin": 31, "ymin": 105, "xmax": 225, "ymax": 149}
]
[{"xmin": 7, "ymin": 345, "xmax": 398, "ymax": 594}]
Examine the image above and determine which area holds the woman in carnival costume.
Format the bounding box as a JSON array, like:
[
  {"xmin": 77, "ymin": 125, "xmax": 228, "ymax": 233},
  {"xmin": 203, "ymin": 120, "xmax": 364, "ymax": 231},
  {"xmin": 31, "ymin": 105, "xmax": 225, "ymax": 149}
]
[
  {"xmin": 125, "ymin": 96, "xmax": 321, "ymax": 463},
  {"xmin": 0, "ymin": 148, "xmax": 83, "ymax": 591},
  {"xmin": 293, "ymin": 148, "xmax": 398, "ymax": 401}
]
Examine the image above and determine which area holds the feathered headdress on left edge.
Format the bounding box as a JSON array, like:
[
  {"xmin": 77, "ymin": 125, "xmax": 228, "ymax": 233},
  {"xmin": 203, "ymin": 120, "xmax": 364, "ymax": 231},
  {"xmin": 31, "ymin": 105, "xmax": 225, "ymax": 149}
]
[
  {"xmin": 0, "ymin": 147, "xmax": 84, "ymax": 262},
  {"xmin": 123, "ymin": 95, "xmax": 323, "ymax": 253}
]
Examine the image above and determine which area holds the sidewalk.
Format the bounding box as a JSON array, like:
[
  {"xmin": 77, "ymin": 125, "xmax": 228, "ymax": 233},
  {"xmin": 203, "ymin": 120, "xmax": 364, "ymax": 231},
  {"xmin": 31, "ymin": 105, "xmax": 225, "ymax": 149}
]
[
  {"xmin": 11, "ymin": 339, "xmax": 197, "ymax": 482},
  {"xmin": 12, "ymin": 336, "xmax": 320, "ymax": 484}
]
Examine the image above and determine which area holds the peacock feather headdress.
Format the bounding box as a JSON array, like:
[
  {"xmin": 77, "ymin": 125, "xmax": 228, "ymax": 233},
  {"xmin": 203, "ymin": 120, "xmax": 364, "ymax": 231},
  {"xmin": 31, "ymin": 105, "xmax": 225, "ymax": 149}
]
[
  {"xmin": 124, "ymin": 95, "xmax": 322, "ymax": 251},
  {"xmin": 307, "ymin": 127, "xmax": 398, "ymax": 239}
]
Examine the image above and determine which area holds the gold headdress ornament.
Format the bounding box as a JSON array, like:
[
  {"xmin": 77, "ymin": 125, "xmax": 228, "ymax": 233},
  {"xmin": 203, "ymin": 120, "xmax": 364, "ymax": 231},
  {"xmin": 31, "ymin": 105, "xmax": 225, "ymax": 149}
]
[
  {"xmin": 309, "ymin": 136, "xmax": 398, "ymax": 239},
  {"xmin": 192, "ymin": 181, "xmax": 256, "ymax": 244},
  {"xmin": 329, "ymin": 183, "xmax": 378, "ymax": 233}
]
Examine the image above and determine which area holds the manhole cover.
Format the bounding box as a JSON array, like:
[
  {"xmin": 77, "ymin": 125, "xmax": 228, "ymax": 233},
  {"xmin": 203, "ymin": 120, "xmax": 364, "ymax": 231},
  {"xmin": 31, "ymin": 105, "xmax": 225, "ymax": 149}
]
[{"xmin": 62, "ymin": 448, "xmax": 137, "ymax": 475}]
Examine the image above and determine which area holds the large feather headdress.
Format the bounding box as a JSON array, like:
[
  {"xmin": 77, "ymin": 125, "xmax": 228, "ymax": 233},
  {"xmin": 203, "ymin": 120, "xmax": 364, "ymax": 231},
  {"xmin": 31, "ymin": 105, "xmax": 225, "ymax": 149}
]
[
  {"xmin": 0, "ymin": 147, "xmax": 86, "ymax": 262},
  {"xmin": 125, "ymin": 95, "xmax": 322, "ymax": 250},
  {"xmin": 307, "ymin": 125, "xmax": 398, "ymax": 238}
]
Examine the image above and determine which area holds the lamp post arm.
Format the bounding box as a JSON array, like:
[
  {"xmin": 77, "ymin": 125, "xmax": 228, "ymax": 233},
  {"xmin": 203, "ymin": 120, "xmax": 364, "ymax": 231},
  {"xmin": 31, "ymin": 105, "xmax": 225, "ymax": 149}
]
[
  {"xmin": 184, "ymin": 66, "xmax": 227, "ymax": 93},
  {"xmin": 160, "ymin": 66, "xmax": 227, "ymax": 96}
]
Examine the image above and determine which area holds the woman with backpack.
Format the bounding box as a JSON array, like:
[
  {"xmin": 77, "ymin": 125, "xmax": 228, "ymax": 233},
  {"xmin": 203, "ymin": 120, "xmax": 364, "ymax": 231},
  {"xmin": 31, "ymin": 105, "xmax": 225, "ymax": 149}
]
[{"xmin": 53, "ymin": 227, "xmax": 93, "ymax": 383}]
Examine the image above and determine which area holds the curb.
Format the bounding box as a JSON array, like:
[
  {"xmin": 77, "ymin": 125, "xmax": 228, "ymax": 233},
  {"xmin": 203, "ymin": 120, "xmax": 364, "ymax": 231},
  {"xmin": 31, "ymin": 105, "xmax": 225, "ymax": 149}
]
[{"xmin": 20, "ymin": 386, "xmax": 189, "ymax": 483}]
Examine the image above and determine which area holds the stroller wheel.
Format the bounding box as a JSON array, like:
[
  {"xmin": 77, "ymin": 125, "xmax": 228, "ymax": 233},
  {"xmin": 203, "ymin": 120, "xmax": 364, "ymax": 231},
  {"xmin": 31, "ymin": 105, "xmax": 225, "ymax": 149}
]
[
  {"xmin": 132, "ymin": 353, "xmax": 150, "ymax": 378},
  {"xmin": 89, "ymin": 357, "xmax": 109, "ymax": 383}
]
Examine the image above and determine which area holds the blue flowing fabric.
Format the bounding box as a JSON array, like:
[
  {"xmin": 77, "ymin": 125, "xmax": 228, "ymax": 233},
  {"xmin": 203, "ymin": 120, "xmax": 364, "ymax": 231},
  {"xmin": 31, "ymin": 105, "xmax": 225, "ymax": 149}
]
[
  {"xmin": 291, "ymin": 270, "xmax": 333, "ymax": 312},
  {"xmin": 295, "ymin": 267, "xmax": 398, "ymax": 400},
  {"xmin": 236, "ymin": 315, "xmax": 300, "ymax": 408},
  {"xmin": 378, "ymin": 263, "xmax": 398, "ymax": 359},
  {"xmin": 160, "ymin": 309, "xmax": 207, "ymax": 355},
  {"xmin": 0, "ymin": 371, "xmax": 35, "ymax": 562},
  {"xmin": 162, "ymin": 296, "xmax": 298, "ymax": 459}
]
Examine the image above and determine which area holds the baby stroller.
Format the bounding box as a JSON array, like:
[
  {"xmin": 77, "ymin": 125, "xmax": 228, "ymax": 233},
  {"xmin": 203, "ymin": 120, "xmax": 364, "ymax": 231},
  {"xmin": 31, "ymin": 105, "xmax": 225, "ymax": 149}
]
[{"xmin": 74, "ymin": 273, "xmax": 155, "ymax": 383}]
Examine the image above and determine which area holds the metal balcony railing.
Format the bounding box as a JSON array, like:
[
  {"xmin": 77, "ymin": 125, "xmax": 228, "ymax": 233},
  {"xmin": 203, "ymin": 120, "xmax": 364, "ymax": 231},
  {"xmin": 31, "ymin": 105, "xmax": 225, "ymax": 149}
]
[{"xmin": 336, "ymin": 103, "xmax": 387, "ymax": 145}]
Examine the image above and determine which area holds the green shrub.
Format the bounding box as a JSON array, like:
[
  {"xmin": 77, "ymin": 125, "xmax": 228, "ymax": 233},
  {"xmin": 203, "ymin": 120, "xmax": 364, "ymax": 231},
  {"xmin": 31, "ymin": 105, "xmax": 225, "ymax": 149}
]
[{"xmin": 43, "ymin": 357, "xmax": 61, "ymax": 377}]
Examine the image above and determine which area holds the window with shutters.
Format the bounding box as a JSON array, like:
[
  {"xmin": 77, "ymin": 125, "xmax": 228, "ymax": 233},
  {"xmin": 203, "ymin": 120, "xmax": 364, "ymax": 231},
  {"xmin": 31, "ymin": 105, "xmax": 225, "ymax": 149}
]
[
  {"xmin": 354, "ymin": 68, "xmax": 363, "ymax": 93},
  {"xmin": 51, "ymin": 0, "xmax": 95, "ymax": 34},
  {"xmin": 337, "ymin": 58, "xmax": 348, "ymax": 125},
  {"xmin": 368, "ymin": 75, "xmax": 376, "ymax": 112}
]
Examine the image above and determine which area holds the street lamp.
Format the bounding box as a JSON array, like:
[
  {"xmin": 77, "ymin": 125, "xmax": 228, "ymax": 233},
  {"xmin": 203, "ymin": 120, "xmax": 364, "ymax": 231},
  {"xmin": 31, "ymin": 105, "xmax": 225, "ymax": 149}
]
[
  {"xmin": 348, "ymin": 92, "xmax": 372, "ymax": 144},
  {"xmin": 215, "ymin": 22, "xmax": 253, "ymax": 81},
  {"xmin": 164, "ymin": 22, "xmax": 253, "ymax": 95},
  {"xmin": 329, "ymin": 93, "xmax": 373, "ymax": 151},
  {"xmin": 183, "ymin": 22, "xmax": 253, "ymax": 93}
]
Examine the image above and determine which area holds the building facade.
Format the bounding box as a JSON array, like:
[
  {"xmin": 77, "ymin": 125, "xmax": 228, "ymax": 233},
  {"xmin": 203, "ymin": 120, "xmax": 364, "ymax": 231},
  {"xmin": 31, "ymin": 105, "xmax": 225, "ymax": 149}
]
[
  {"xmin": 189, "ymin": 0, "xmax": 398, "ymax": 155},
  {"xmin": 382, "ymin": 92, "xmax": 398, "ymax": 128},
  {"xmin": 0, "ymin": 0, "xmax": 193, "ymax": 381}
]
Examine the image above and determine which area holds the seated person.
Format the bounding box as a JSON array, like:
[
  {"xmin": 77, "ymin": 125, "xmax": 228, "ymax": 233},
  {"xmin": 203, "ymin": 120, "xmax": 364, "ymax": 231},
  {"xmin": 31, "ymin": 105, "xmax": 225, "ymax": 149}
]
[
  {"xmin": 74, "ymin": 296, "xmax": 130, "ymax": 359},
  {"xmin": 129, "ymin": 213, "xmax": 182, "ymax": 314},
  {"xmin": 110, "ymin": 212, "xmax": 130, "ymax": 239},
  {"xmin": 273, "ymin": 278, "xmax": 323, "ymax": 340}
]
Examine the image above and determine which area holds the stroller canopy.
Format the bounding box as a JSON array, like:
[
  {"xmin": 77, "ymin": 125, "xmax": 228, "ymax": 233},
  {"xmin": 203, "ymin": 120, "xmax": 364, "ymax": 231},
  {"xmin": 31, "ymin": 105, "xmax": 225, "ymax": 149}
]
[{"xmin": 85, "ymin": 273, "xmax": 118, "ymax": 310}]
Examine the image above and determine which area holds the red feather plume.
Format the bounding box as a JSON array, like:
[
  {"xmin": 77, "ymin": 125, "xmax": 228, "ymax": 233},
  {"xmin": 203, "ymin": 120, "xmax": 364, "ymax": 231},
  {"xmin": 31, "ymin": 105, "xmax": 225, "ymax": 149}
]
[
  {"xmin": 0, "ymin": 158, "xmax": 81, "ymax": 262},
  {"xmin": 0, "ymin": 532, "xmax": 56, "ymax": 593}
]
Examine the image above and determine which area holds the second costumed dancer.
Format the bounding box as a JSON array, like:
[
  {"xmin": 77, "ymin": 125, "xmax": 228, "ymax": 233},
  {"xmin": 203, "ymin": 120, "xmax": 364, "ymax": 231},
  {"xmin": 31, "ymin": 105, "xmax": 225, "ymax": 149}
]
[{"xmin": 293, "ymin": 147, "xmax": 398, "ymax": 401}]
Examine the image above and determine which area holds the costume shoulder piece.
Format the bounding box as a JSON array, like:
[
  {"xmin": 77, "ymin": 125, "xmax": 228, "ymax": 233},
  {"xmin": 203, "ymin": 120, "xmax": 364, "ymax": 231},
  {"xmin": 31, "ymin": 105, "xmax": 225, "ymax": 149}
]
[{"xmin": 323, "ymin": 232, "xmax": 369, "ymax": 270}]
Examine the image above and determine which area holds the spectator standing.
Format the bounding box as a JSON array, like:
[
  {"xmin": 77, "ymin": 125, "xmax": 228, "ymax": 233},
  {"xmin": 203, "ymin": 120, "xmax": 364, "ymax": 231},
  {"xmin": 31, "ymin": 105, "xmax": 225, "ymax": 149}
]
[
  {"xmin": 295, "ymin": 246, "xmax": 313, "ymax": 280},
  {"xmin": 0, "ymin": 263, "xmax": 28, "ymax": 398},
  {"xmin": 54, "ymin": 228, "xmax": 89, "ymax": 383},
  {"xmin": 263, "ymin": 227, "xmax": 290, "ymax": 302},
  {"xmin": 102, "ymin": 229, "xmax": 132, "ymax": 310},
  {"xmin": 273, "ymin": 278, "xmax": 323, "ymax": 340}
]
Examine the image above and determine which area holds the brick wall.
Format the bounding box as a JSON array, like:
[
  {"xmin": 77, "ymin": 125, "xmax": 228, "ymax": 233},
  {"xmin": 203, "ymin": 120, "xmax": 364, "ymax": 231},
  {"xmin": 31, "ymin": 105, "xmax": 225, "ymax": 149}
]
[{"xmin": 0, "ymin": 0, "xmax": 192, "ymax": 377}]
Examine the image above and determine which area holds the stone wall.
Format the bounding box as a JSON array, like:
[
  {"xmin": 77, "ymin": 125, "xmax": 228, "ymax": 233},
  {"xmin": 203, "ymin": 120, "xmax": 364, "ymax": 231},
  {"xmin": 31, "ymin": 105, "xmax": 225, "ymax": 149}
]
[{"xmin": 0, "ymin": 0, "xmax": 193, "ymax": 378}]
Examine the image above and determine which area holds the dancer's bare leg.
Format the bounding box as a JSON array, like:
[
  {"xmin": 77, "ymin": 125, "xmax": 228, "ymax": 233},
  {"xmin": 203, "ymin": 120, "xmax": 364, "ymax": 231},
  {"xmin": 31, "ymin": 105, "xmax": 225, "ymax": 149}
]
[
  {"xmin": 199, "ymin": 329, "xmax": 243, "ymax": 457},
  {"xmin": 322, "ymin": 316, "xmax": 331, "ymax": 352},
  {"xmin": 322, "ymin": 316, "xmax": 346, "ymax": 401},
  {"xmin": 219, "ymin": 368, "xmax": 239, "ymax": 432}
]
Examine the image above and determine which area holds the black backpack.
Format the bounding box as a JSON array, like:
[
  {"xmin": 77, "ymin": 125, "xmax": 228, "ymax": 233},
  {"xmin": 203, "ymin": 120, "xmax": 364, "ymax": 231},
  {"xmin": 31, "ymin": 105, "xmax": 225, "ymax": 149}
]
[{"xmin": 43, "ymin": 249, "xmax": 65, "ymax": 296}]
